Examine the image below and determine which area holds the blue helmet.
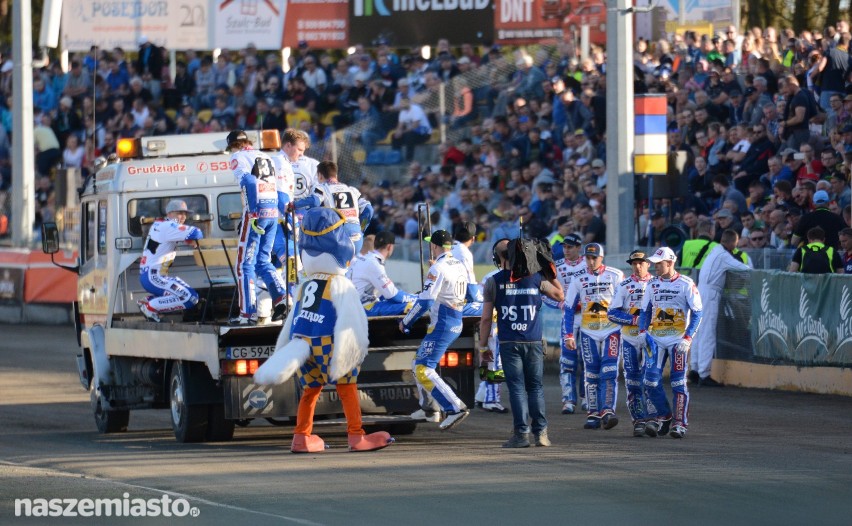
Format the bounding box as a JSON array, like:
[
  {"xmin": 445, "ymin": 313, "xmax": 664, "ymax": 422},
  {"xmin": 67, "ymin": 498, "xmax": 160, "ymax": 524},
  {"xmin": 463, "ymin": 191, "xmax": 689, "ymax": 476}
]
[{"xmin": 300, "ymin": 208, "xmax": 355, "ymax": 268}]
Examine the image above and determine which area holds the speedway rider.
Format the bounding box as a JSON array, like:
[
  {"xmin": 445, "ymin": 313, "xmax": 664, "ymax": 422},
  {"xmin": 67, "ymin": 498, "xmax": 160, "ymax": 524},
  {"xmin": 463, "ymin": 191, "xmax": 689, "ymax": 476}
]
[
  {"xmin": 607, "ymin": 250, "xmax": 653, "ymax": 437},
  {"xmin": 451, "ymin": 221, "xmax": 484, "ymax": 316},
  {"xmin": 639, "ymin": 246, "xmax": 703, "ymax": 439},
  {"xmin": 301, "ymin": 160, "xmax": 373, "ymax": 257},
  {"xmin": 137, "ymin": 199, "xmax": 203, "ymax": 322},
  {"xmin": 400, "ymin": 230, "xmax": 471, "ymax": 431},
  {"xmin": 347, "ymin": 230, "xmax": 416, "ymax": 316},
  {"xmin": 546, "ymin": 232, "xmax": 587, "ymax": 414},
  {"xmin": 227, "ymin": 129, "xmax": 289, "ymax": 325},
  {"xmin": 563, "ymin": 243, "xmax": 625, "ymax": 430}
]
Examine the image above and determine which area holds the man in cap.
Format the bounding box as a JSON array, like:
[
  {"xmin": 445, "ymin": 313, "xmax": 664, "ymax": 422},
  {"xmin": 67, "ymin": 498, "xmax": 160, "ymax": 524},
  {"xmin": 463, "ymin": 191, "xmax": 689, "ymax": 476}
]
[
  {"xmin": 548, "ymin": 232, "xmax": 587, "ymax": 414},
  {"xmin": 138, "ymin": 200, "xmax": 204, "ymax": 322},
  {"xmin": 639, "ymin": 247, "xmax": 703, "ymax": 438},
  {"xmin": 227, "ymin": 129, "xmax": 289, "ymax": 325},
  {"xmin": 563, "ymin": 243, "xmax": 625, "ymax": 430},
  {"xmin": 791, "ymin": 189, "xmax": 847, "ymax": 248},
  {"xmin": 690, "ymin": 230, "xmax": 750, "ymax": 387},
  {"xmin": 607, "ymin": 250, "xmax": 654, "ymax": 436},
  {"xmin": 401, "ymin": 230, "xmax": 471, "ymax": 430},
  {"xmin": 347, "ymin": 230, "xmax": 416, "ymax": 316}
]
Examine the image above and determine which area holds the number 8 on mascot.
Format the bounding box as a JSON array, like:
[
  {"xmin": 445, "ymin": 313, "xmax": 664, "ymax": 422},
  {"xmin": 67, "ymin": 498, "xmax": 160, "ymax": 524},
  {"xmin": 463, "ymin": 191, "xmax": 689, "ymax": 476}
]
[{"xmin": 254, "ymin": 207, "xmax": 394, "ymax": 453}]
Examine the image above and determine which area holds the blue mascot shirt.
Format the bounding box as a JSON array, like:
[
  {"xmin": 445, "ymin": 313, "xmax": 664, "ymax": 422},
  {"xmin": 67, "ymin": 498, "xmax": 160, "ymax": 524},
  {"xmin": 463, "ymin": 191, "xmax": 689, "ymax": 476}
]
[{"xmin": 290, "ymin": 275, "xmax": 338, "ymax": 338}]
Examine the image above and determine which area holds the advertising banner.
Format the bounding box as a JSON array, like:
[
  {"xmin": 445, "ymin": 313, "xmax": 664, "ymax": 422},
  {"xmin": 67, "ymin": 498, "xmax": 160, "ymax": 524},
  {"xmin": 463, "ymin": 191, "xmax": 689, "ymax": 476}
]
[
  {"xmin": 717, "ymin": 270, "xmax": 852, "ymax": 367},
  {"xmin": 750, "ymin": 273, "xmax": 852, "ymax": 366},
  {"xmin": 212, "ymin": 0, "xmax": 287, "ymax": 50},
  {"xmin": 283, "ymin": 0, "xmax": 349, "ymax": 49},
  {"xmin": 493, "ymin": 0, "xmax": 562, "ymax": 45},
  {"xmin": 61, "ymin": 0, "xmax": 209, "ymax": 51},
  {"xmin": 348, "ymin": 0, "xmax": 494, "ymax": 48}
]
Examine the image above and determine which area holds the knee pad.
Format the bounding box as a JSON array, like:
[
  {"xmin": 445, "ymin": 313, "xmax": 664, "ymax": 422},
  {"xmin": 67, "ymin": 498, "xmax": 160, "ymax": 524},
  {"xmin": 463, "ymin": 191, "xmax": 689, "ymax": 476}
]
[
  {"xmin": 600, "ymin": 363, "xmax": 618, "ymax": 381},
  {"xmin": 644, "ymin": 369, "xmax": 662, "ymax": 388},
  {"xmin": 560, "ymin": 348, "xmax": 577, "ymax": 372},
  {"xmin": 414, "ymin": 364, "xmax": 436, "ymax": 385}
]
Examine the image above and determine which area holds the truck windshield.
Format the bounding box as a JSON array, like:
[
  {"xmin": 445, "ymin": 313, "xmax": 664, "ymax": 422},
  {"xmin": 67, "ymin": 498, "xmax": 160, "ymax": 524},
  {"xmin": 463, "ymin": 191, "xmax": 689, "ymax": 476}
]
[{"xmin": 127, "ymin": 195, "xmax": 209, "ymax": 237}]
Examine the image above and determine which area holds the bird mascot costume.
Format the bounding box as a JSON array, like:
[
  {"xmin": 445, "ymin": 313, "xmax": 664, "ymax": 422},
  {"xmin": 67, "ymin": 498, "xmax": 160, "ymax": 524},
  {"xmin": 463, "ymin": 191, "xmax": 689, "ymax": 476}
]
[{"xmin": 254, "ymin": 207, "xmax": 393, "ymax": 453}]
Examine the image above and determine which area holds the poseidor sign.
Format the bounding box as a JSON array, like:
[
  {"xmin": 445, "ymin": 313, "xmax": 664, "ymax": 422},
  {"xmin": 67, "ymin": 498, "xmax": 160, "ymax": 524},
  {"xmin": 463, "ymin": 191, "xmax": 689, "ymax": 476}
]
[{"xmin": 126, "ymin": 163, "xmax": 188, "ymax": 175}]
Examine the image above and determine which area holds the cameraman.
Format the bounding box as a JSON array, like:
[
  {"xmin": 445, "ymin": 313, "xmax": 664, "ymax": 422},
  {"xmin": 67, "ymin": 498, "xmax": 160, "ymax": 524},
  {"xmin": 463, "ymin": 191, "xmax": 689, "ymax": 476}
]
[{"xmin": 479, "ymin": 239, "xmax": 564, "ymax": 448}]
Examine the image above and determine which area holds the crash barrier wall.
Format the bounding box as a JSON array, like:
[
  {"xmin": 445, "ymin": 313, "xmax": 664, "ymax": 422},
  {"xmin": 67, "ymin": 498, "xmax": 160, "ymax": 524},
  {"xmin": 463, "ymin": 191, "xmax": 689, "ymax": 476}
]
[
  {"xmin": 0, "ymin": 248, "xmax": 77, "ymax": 324},
  {"xmin": 715, "ymin": 270, "xmax": 852, "ymax": 395}
]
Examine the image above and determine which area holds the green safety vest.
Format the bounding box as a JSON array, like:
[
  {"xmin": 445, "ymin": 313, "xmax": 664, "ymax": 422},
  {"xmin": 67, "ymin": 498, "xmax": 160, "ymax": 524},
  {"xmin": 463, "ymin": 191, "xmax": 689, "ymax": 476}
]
[
  {"xmin": 799, "ymin": 242, "xmax": 836, "ymax": 273},
  {"xmin": 681, "ymin": 238, "xmax": 718, "ymax": 269},
  {"xmin": 732, "ymin": 249, "xmax": 748, "ymax": 264}
]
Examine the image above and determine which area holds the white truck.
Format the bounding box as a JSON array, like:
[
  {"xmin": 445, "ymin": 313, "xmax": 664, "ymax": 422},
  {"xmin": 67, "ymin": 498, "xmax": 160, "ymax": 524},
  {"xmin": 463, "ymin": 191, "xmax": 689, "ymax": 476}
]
[{"xmin": 42, "ymin": 131, "xmax": 478, "ymax": 442}]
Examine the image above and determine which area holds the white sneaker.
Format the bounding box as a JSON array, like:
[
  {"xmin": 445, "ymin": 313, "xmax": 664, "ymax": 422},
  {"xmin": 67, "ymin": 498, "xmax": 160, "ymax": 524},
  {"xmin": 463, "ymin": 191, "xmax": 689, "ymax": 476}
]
[
  {"xmin": 137, "ymin": 300, "xmax": 161, "ymax": 322},
  {"xmin": 562, "ymin": 402, "xmax": 576, "ymax": 414},
  {"xmin": 483, "ymin": 402, "xmax": 509, "ymax": 413},
  {"xmin": 439, "ymin": 410, "xmax": 470, "ymax": 431},
  {"xmin": 410, "ymin": 409, "xmax": 441, "ymax": 423}
]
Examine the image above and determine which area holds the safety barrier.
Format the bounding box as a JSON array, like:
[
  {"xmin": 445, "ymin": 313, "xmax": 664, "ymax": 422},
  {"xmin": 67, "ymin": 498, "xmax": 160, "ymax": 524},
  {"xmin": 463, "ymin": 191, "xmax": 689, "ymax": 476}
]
[
  {"xmin": 716, "ymin": 270, "xmax": 852, "ymax": 395},
  {"xmin": 0, "ymin": 248, "xmax": 77, "ymax": 324}
]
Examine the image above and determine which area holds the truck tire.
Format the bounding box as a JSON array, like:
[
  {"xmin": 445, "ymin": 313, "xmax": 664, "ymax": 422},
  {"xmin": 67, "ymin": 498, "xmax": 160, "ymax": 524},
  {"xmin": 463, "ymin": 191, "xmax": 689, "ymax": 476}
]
[
  {"xmin": 91, "ymin": 390, "xmax": 130, "ymax": 434},
  {"xmin": 170, "ymin": 363, "xmax": 208, "ymax": 443},
  {"xmin": 206, "ymin": 404, "xmax": 235, "ymax": 442}
]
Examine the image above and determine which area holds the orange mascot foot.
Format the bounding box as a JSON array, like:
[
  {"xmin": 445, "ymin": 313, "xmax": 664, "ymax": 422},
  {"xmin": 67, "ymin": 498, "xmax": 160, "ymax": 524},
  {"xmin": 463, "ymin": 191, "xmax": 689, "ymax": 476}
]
[
  {"xmin": 291, "ymin": 433, "xmax": 327, "ymax": 453},
  {"xmin": 348, "ymin": 431, "xmax": 394, "ymax": 452}
]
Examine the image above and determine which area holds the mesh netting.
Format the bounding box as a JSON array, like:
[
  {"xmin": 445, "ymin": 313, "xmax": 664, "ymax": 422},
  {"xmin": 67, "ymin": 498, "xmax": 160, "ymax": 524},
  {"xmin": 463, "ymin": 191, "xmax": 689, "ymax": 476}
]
[{"xmin": 314, "ymin": 51, "xmax": 524, "ymax": 186}]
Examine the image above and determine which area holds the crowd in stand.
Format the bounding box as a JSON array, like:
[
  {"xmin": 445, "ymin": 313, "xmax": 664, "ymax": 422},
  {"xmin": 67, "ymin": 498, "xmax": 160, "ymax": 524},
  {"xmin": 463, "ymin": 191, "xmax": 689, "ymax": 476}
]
[{"xmin": 0, "ymin": 25, "xmax": 851, "ymax": 268}]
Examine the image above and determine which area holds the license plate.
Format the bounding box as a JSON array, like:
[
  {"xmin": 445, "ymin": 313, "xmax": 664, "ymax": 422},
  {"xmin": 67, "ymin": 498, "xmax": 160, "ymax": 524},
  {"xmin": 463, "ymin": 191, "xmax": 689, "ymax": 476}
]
[{"xmin": 226, "ymin": 346, "xmax": 275, "ymax": 359}]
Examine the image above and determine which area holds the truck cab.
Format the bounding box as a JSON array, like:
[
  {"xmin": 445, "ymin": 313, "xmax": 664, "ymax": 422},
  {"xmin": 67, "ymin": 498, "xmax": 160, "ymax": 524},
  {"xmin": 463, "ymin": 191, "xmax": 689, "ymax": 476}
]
[{"xmin": 43, "ymin": 131, "xmax": 477, "ymax": 442}]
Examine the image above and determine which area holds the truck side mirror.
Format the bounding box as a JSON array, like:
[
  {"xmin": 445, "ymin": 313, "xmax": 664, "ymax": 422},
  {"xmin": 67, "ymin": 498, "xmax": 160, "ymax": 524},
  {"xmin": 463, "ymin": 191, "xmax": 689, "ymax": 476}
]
[{"xmin": 42, "ymin": 222, "xmax": 60, "ymax": 254}]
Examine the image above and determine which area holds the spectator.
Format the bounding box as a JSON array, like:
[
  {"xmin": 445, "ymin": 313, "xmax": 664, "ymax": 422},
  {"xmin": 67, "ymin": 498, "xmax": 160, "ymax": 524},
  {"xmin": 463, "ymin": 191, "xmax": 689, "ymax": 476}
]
[
  {"xmin": 788, "ymin": 226, "xmax": 844, "ymax": 273},
  {"xmin": 840, "ymin": 227, "xmax": 852, "ymax": 273},
  {"xmin": 830, "ymin": 174, "xmax": 851, "ymax": 209},
  {"xmin": 712, "ymin": 174, "xmax": 748, "ymax": 214},
  {"xmin": 62, "ymin": 61, "xmax": 91, "ymax": 102},
  {"xmin": 578, "ymin": 202, "xmax": 605, "ymax": 243},
  {"xmin": 34, "ymin": 115, "xmax": 61, "ymax": 177},
  {"xmin": 792, "ymin": 190, "xmax": 847, "ymax": 248},
  {"xmin": 62, "ymin": 134, "xmax": 85, "ymax": 170},
  {"xmin": 713, "ymin": 209, "xmax": 743, "ymax": 241},
  {"xmin": 392, "ymin": 98, "xmax": 431, "ymax": 162}
]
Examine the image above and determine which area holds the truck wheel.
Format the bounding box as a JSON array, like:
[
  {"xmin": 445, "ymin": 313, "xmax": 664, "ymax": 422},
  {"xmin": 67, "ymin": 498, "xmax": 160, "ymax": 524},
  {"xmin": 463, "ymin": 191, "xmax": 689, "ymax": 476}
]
[
  {"xmin": 91, "ymin": 390, "xmax": 130, "ymax": 434},
  {"xmin": 206, "ymin": 404, "xmax": 235, "ymax": 442},
  {"xmin": 170, "ymin": 364, "xmax": 208, "ymax": 443}
]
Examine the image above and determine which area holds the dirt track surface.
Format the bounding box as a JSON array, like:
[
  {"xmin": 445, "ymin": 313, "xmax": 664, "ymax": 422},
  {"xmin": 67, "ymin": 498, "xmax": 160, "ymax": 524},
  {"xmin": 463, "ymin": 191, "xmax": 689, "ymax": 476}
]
[{"xmin": 1, "ymin": 324, "xmax": 851, "ymax": 525}]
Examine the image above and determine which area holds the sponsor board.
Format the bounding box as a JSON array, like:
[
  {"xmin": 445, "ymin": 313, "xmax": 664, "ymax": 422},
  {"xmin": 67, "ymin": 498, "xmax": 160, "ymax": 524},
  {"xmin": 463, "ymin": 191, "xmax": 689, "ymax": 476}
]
[
  {"xmin": 61, "ymin": 0, "xmax": 209, "ymax": 51},
  {"xmin": 349, "ymin": 0, "xmax": 493, "ymax": 47},
  {"xmin": 283, "ymin": 0, "xmax": 349, "ymax": 48}
]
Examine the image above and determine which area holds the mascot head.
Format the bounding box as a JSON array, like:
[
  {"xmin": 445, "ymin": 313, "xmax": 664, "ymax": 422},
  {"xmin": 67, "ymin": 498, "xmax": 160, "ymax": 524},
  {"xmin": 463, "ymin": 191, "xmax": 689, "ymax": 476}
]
[{"xmin": 300, "ymin": 208, "xmax": 355, "ymax": 275}]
